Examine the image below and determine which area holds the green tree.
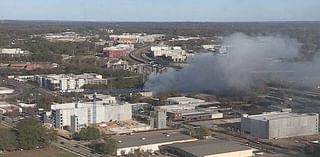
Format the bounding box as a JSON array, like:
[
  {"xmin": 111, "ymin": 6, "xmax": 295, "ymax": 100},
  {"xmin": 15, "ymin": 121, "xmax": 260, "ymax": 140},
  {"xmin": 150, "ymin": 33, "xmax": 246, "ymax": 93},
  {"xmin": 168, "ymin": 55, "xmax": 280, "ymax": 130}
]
[
  {"xmin": 73, "ymin": 127, "xmax": 100, "ymax": 140},
  {"xmin": 0, "ymin": 128, "xmax": 17, "ymax": 151},
  {"xmin": 191, "ymin": 127, "xmax": 210, "ymax": 139},
  {"xmin": 94, "ymin": 139, "xmax": 117, "ymax": 155},
  {"xmin": 15, "ymin": 118, "xmax": 57, "ymax": 150}
]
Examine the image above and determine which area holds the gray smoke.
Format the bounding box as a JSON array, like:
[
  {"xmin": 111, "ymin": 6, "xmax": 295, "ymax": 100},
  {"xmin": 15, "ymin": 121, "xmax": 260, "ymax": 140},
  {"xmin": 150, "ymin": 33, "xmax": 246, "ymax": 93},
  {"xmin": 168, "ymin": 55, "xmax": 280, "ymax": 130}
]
[{"xmin": 144, "ymin": 33, "xmax": 320, "ymax": 94}]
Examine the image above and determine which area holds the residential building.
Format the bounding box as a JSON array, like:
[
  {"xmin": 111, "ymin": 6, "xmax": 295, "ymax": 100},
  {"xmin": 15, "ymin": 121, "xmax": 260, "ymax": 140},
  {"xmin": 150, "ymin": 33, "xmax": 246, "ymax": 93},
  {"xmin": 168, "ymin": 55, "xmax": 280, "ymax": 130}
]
[
  {"xmin": 34, "ymin": 73, "xmax": 107, "ymax": 92},
  {"xmin": 241, "ymin": 112, "xmax": 319, "ymax": 139},
  {"xmin": 151, "ymin": 46, "xmax": 187, "ymax": 62}
]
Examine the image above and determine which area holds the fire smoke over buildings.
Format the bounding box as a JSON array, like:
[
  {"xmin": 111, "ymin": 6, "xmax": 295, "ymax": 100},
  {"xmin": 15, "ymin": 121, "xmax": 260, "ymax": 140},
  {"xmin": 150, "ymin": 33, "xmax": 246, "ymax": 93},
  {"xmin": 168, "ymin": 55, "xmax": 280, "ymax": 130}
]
[{"xmin": 144, "ymin": 33, "xmax": 320, "ymax": 94}]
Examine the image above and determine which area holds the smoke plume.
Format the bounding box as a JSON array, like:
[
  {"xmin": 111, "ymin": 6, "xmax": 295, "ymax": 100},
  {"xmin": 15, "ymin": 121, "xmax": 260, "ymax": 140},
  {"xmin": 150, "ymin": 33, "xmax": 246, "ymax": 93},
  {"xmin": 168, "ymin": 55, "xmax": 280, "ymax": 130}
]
[{"xmin": 144, "ymin": 33, "xmax": 320, "ymax": 94}]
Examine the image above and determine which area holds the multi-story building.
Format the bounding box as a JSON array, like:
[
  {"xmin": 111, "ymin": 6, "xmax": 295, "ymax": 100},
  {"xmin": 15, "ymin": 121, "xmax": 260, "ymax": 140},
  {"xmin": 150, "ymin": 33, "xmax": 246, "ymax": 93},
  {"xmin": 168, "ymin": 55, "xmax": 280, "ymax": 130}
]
[
  {"xmin": 155, "ymin": 109, "xmax": 167, "ymax": 129},
  {"xmin": 51, "ymin": 94, "xmax": 132, "ymax": 131},
  {"xmin": 103, "ymin": 44, "xmax": 134, "ymax": 59},
  {"xmin": 241, "ymin": 112, "xmax": 319, "ymax": 139},
  {"xmin": 34, "ymin": 73, "xmax": 108, "ymax": 92},
  {"xmin": 151, "ymin": 46, "xmax": 187, "ymax": 62}
]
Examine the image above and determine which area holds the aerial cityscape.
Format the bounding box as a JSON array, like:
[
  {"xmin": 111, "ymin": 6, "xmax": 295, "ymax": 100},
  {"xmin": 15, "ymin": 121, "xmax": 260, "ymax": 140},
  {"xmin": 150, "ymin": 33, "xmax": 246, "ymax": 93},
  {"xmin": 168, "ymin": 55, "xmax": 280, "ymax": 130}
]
[{"xmin": 1, "ymin": 0, "xmax": 320, "ymax": 157}]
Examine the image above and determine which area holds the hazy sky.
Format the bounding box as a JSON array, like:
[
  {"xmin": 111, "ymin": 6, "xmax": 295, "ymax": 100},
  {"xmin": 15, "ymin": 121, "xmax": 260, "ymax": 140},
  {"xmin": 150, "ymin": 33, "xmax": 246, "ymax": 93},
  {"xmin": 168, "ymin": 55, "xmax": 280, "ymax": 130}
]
[{"xmin": 1, "ymin": 0, "xmax": 320, "ymax": 22}]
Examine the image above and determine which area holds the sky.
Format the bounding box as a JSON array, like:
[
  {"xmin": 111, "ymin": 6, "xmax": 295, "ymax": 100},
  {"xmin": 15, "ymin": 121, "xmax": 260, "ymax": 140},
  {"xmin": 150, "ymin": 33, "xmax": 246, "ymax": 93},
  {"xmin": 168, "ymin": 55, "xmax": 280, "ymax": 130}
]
[{"xmin": 0, "ymin": 0, "xmax": 320, "ymax": 22}]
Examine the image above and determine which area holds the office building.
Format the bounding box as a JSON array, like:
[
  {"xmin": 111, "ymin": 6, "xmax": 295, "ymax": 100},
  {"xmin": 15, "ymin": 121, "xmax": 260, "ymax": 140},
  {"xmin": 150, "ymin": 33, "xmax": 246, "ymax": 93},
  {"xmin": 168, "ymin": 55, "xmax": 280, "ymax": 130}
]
[{"xmin": 51, "ymin": 94, "xmax": 132, "ymax": 130}]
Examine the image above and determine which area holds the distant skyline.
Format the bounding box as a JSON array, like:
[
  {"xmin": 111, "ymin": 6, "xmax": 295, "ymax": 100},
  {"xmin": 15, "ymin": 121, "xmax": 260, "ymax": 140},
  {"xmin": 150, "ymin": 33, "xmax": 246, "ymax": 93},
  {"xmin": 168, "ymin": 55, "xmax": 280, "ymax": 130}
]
[{"xmin": 1, "ymin": 0, "xmax": 320, "ymax": 22}]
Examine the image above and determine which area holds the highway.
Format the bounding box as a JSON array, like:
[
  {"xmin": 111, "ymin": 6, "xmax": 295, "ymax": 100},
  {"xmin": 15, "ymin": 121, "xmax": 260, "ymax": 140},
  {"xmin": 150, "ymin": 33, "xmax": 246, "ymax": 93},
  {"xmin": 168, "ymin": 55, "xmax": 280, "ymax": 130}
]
[
  {"xmin": 53, "ymin": 137, "xmax": 102, "ymax": 157},
  {"xmin": 128, "ymin": 44, "xmax": 153, "ymax": 64}
]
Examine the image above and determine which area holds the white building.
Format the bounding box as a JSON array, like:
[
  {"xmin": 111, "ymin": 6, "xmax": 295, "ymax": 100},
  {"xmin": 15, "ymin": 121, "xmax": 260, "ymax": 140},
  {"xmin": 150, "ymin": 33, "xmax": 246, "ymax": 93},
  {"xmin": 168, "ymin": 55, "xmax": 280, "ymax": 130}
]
[
  {"xmin": 166, "ymin": 96, "xmax": 205, "ymax": 105},
  {"xmin": 0, "ymin": 48, "xmax": 27, "ymax": 55},
  {"xmin": 0, "ymin": 87, "xmax": 14, "ymax": 95},
  {"xmin": 34, "ymin": 73, "xmax": 108, "ymax": 92},
  {"xmin": 151, "ymin": 46, "xmax": 187, "ymax": 62},
  {"xmin": 51, "ymin": 95, "xmax": 132, "ymax": 131},
  {"xmin": 241, "ymin": 112, "xmax": 319, "ymax": 139},
  {"xmin": 113, "ymin": 131, "xmax": 197, "ymax": 156}
]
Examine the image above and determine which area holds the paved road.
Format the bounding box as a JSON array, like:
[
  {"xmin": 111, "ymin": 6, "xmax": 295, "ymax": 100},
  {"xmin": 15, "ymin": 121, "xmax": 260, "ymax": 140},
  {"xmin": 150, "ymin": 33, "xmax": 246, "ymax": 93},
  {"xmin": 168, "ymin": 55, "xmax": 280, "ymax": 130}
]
[
  {"xmin": 53, "ymin": 137, "xmax": 102, "ymax": 157},
  {"xmin": 128, "ymin": 44, "xmax": 153, "ymax": 64}
]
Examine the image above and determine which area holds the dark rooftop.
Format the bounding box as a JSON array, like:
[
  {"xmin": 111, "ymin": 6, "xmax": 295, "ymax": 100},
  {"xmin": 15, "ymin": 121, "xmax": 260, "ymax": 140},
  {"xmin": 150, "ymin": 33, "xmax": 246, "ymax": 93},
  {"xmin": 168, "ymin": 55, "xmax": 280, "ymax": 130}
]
[{"xmin": 161, "ymin": 139, "xmax": 253, "ymax": 157}]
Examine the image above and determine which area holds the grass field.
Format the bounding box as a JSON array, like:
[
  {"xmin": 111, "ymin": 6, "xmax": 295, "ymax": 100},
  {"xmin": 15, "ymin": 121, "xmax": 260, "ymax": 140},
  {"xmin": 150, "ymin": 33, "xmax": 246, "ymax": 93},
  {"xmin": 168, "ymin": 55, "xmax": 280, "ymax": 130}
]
[{"xmin": 0, "ymin": 146, "xmax": 80, "ymax": 157}]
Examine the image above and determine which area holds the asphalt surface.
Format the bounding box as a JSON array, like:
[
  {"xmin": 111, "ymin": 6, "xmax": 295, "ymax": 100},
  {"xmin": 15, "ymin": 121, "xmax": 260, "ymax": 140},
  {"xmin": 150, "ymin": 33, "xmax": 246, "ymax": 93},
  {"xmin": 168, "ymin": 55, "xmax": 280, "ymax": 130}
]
[{"xmin": 53, "ymin": 137, "xmax": 102, "ymax": 157}]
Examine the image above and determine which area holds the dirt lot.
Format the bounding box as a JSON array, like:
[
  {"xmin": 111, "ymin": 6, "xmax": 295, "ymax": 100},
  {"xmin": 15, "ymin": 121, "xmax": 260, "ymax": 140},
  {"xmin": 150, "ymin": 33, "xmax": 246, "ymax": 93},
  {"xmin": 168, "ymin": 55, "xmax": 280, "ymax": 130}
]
[{"xmin": 0, "ymin": 146, "xmax": 80, "ymax": 157}]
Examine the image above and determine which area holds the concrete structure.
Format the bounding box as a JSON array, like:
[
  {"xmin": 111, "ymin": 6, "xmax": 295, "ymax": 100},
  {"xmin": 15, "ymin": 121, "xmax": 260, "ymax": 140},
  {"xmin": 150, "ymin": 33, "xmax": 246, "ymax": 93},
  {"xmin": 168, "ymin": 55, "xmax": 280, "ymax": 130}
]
[
  {"xmin": 34, "ymin": 73, "xmax": 107, "ymax": 92},
  {"xmin": 70, "ymin": 115, "xmax": 80, "ymax": 133},
  {"xmin": 151, "ymin": 46, "xmax": 187, "ymax": 62},
  {"xmin": 51, "ymin": 95, "xmax": 132, "ymax": 130},
  {"xmin": 155, "ymin": 109, "xmax": 167, "ymax": 129},
  {"xmin": 241, "ymin": 112, "xmax": 319, "ymax": 139},
  {"xmin": 0, "ymin": 87, "xmax": 14, "ymax": 95},
  {"xmin": 113, "ymin": 131, "xmax": 197, "ymax": 156},
  {"xmin": 160, "ymin": 139, "xmax": 254, "ymax": 157}
]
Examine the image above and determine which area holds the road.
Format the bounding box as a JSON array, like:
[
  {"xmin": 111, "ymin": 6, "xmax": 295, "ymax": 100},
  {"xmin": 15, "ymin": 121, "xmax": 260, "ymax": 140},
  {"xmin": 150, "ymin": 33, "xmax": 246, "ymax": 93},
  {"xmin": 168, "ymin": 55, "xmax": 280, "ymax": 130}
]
[
  {"xmin": 53, "ymin": 137, "xmax": 102, "ymax": 157},
  {"xmin": 128, "ymin": 44, "xmax": 153, "ymax": 64}
]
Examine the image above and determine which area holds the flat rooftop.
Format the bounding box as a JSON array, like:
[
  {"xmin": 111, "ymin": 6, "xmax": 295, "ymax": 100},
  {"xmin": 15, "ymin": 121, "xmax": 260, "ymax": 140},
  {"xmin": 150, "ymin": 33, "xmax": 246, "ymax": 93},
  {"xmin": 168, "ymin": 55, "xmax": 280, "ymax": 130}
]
[
  {"xmin": 167, "ymin": 97, "xmax": 205, "ymax": 103},
  {"xmin": 113, "ymin": 131, "xmax": 196, "ymax": 148},
  {"xmin": 245, "ymin": 112, "xmax": 318, "ymax": 121},
  {"xmin": 162, "ymin": 139, "xmax": 252, "ymax": 157}
]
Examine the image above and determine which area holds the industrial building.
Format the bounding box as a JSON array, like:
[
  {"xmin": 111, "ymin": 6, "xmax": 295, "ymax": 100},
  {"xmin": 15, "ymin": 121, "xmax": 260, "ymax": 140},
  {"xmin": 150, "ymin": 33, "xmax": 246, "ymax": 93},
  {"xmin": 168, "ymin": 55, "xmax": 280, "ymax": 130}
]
[
  {"xmin": 166, "ymin": 97, "xmax": 205, "ymax": 105},
  {"xmin": 113, "ymin": 131, "xmax": 197, "ymax": 156},
  {"xmin": 241, "ymin": 112, "xmax": 319, "ymax": 139},
  {"xmin": 167, "ymin": 109, "xmax": 223, "ymax": 121},
  {"xmin": 34, "ymin": 73, "xmax": 108, "ymax": 92},
  {"xmin": 151, "ymin": 46, "xmax": 187, "ymax": 62},
  {"xmin": 50, "ymin": 94, "xmax": 132, "ymax": 132},
  {"xmin": 160, "ymin": 139, "xmax": 254, "ymax": 157}
]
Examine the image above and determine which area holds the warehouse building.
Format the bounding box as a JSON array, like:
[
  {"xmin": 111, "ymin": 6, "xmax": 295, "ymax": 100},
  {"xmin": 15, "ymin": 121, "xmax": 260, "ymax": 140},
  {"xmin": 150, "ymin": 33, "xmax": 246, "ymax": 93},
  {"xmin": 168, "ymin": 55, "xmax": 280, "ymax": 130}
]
[
  {"xmin": 241, "ymin": 112, "xmax": 319, "ymax": 139},
  {"xmin": 34, "ymin": 73, "xmax": 108, "ymax": 92},
  {"xmin": 113, "ymin": 131, "xmax": 197, "ymax": 156},
  {"xmin": 167, "ymin": 109, "xmax": 223, "ymax": 121},
  {"xmin": 50, "ymin": 94, "xmax": 132, "ymax": 131},
  {"xmin": 160, "ymin": 139, "xmax": 254, "ymax": 157}
]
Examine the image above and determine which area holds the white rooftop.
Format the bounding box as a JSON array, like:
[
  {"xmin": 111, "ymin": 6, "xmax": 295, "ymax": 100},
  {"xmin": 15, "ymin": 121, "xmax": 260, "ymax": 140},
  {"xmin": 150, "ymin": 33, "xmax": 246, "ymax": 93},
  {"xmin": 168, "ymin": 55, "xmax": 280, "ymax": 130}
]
[{"xmin": 245, "ymin": 112, "xmax": 318, "ymax": 121}]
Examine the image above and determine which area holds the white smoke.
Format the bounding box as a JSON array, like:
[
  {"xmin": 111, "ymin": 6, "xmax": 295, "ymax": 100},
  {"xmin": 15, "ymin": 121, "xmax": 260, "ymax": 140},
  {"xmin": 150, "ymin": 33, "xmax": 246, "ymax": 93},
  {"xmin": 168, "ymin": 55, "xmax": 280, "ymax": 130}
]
[{"xmin": 144, "ymin": 33, "xmax": 319, "ymax": 94}]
